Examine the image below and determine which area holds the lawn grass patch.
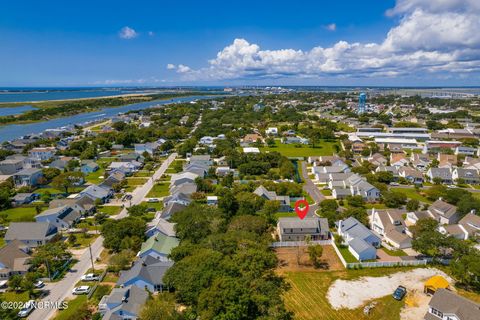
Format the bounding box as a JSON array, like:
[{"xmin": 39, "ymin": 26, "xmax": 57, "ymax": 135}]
[
  {"xmin": 381, "ymin": 247, "xmax": 407, "ymax": 257},
  {"xmin": 147, "ymin": 183, "xmax": 170, "ymax": 198},
  {"xmin": 260, "ymin": 139, "xmax": 339, "ymax": 157},
  {"xmin": 0, "ymin": 206, "xmax": 43, "ymax": 223},
  {"xmin": 338, "ymin": 246, "xmax": 358, "ymax": 263},
  {"xmin": 126, "ymin": 177, "xmax": 149, "ymax": 186},
  {"xmin": 53, "ymin": 295, "xmax": 88, "ymax": 320},
  {"xmin": 97, "ymin": 205, "xmax": 122, "ymax": 216},
  {"xmin": 390, "ymin": 187, "xmax": 432, "ymax": 203}
]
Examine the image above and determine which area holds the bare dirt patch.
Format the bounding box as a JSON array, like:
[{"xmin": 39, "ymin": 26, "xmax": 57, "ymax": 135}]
[
  {"xmin": 327, "ymin": 268, "xmax": 453, "ymax": 309},
  {"xmin": 275, "ymin": 245, "xmax": 344, "ymax": 272}
]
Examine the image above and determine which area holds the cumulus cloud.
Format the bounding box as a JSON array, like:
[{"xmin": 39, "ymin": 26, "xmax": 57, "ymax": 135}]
[
  {"xmin": 119, "ymin": 26, "xmax": 138, "ymax": 39},
  {"xmin": 174, "ymin": 0, "xmax": 480, "ymax": 81},
  {"xmin": 325, "ymin": 23, "xmax": 336, "ymax": 31},
  {"xmin": 166, "ymin": 63, "xmax": 176, "ymax": 70}
]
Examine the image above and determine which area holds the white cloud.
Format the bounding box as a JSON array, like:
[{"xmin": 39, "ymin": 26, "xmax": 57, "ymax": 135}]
[
  {"xmin": 166, "ymin": 63, "xmax": 176, "ymax": 70},
  {"xmin": 326, "ymin": 23, "xmax": 336, "ymax": 31},
  {"xmin": 119, "ymin": 26, "xmax": 138, "ymax": 39},
  {"xmin": 148, "ymin": 31, "xmax": 155, "ymax": 37},
  {"xmin": 175, "ymin": 0, "xmax": 480, "ymax": 81},
  {"xmin": 177, "ymin": 64, "xmax": 192, "ymax": 73}
]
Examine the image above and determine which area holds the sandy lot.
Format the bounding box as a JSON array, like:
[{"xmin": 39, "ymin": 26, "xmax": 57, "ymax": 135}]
[
  {"xmin": 275, "ymin": 245, "xmax": 344, "ymax": 272},
  {"xmin": 327, "ymin": 268, "xmax": 453, "ymax": 317}
]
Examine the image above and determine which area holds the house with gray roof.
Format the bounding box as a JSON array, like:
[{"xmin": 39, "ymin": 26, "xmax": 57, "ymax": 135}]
[
  {"xmin": 117, "ymin": 255, "xmax": 173, "ymax": 292},
  {"xmin": 452, "ymin": 168, "xmax": 480, "ymax": 184},
  {"xmin": 98, "ymin": 285, "xmax": 148, "ymax": 320},
  {"xmin": 80, "ymin": 184, "xmax": 113, "ymax": 203},
  {"xmin": 13, "ymin": 168, "xmax": 43, "ymax": 187},
  {"xmin": 370, "ymin": 208, "xmax": 412, "ymax": 249},
  {"xmin": 163, "ymin": 192, "xmax": 192, "ymax": 207},
  {"xmin": 160, "ymin": 202, "xmax": 187, "ymax": 220},
  {"xmin": 428, "ymin": 200, "xmax": 459, "ymax": 225},
  {"xmin": 11, "ymin": 193, "xmax": 36, "ymax": 206},
  {"xmin": 189, "ymin": 155, "xmax": 212, "ymax": 167},
  {"xmin": 425, "ymin": 289, "xmax": 480, "ymax": 320},
  {"xmin": 169, "ymin": 182, "xmax": 197, "ymax": 196},
  {"xmin": 337, "ymin": 217, "xmax": 380, "ymax": 261},
  {"xmin": 427, "ymin": 168, "xmax": 453, "ymax": 184},
  {"xmin": 254, "ymin": 185, "xmax": 291, "ymax": 212},
  {"xmin": 0, "ymin": 240, "xmax": 31, "ymax": 279},
  {"xmin": 277, "ymin": 217, "xmax": 329, "ymax": 241},
  {"xmin": 146, "ymin": 218, "xmax": 176, "ymax": 238},
  {"xmin": 35, "ymin": 205, "xmax": 82, "ymax": 230},
  {"xmin": 4, "ymin": 222, "xmax": 58, "ymax": 248},
  {"xmin": 0, "ymin": 158, "xmax": 24, "ymax": 175}
]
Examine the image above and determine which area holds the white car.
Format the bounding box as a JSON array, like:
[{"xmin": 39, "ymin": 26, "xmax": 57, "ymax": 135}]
[
  {"xmin": 34, "ymin": 280, "xmax": 45, "ymax": 288},
  {"xmin": 17, "ymin": 300, "xmax": 35, "ymax": 318},
  {"xmin": 81, "ymin": 273, "xmax": 99, "ymax": 281},
  {"xmin": 72, "ymin": 286, "xmax": 90, "ymax": 295},
  {"xmin": 147, "ymin": 198, "xmax": 160, "ymax": 203}
]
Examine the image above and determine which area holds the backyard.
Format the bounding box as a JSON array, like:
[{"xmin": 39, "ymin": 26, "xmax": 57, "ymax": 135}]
[
  {"xmin": 260, "ymin": 140, "xmax": 339, "ymax": 157},
  {"xmin": 0, "ymin": 206, "xmax": 44, "ymax": 223}
]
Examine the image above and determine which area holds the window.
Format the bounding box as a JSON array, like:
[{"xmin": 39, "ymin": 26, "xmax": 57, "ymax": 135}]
[{"xmin": 430, "ymin": 308, "xmax": 443, "ymax": 318}]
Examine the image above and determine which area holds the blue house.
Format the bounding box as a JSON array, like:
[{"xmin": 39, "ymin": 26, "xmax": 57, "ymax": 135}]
[
  {"xmin": 81, "ymin": 161, "xmax": 99, "ymax": 174},
  {"xmin": 116, "ymin": 255, "xmax": 173, "ymax": 292}
]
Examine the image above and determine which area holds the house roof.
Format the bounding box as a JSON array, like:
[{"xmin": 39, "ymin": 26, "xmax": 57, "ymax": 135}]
[
  {"xmin": 161, "ymin": 202, "xmax": 187, "ymax": 219},
  {"xmin": 428, "ymin": 167, "xmax": 452, "ymax": 179},
  {"xmin": 0, "ymin": 240, "xmax": 30, "ymax": 273},
  {"xmin": 348, "ymin": 237, "xmax": 375, "ymax": 254},
  {"xmin": 278, "ymin": 217, "xmax": 329, "ymax": 237},
  {"xmin": 459, "ymin": 212, "xmax": 480, "ymax": 236},
  {"xmin": 428, "ymin": 289, "xmax": 480, "ymax": 320},
  {"xmin": 14, "ymin": 168, "xmax": 42, "ymax": 176},
  {"xmin": 5, "ymin": 222, "xmax": 57, "ymax": 241},
  {"xmin": 102, "ymin": 285, "xmax": 148, "ymax": 319},
  {"xmin": 340, "ymin": 217, "xmax": 378, "ymax": 242},
  {"xmin": 149, "ymin": 218, "xmax": 176, "ymax": 237},
  {"xmin": 429, "ymin": 200, "xmax": 457, "ymax": 219},
  {"xmin": 139, "ymin": 233, "xmax": 179, "ymax": 256},
  {"xmin": 117, "ymin": 255, "xmax": 173, "ymax": 287}
]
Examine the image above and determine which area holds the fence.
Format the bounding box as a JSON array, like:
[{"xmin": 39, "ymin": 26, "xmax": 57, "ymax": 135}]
[
  {"xmin": 331, "ymin": 240, "xmax": 429, "ymax": 269},
  {"xmin": 270, "ymin": 240, "xmax": 332, "ymax": 248},
  {"xmin": 87, "ymin": 269, "xmax": 108, "ymax": 299},
  {"xmin": 346, "ymin": 259, "xmax": 428, "ymax": 269}
]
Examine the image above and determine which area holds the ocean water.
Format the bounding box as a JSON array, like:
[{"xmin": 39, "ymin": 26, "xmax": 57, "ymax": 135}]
[
  {"xmin": 0, "ymin": 88, "xmax": 155, "ymax": 103},
  {"xmin": 0, "ymin": 105, "xmax": 35, "ymax": 116}
]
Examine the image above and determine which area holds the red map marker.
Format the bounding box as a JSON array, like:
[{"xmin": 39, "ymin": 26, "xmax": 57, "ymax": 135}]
[{"xmin": 294, "ymin": 199, "xmax": 309, "ymax": 220}]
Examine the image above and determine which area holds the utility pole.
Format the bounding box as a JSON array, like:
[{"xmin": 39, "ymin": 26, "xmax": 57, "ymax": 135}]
[{"xmin": 88, "ymin": 243, "xmax": 95, "ymax": 273}]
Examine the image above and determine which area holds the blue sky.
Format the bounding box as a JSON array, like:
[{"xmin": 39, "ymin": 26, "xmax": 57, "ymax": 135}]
[{"xmin": 1, "ymin": 0, "xmax": 479, "ymax": 86}]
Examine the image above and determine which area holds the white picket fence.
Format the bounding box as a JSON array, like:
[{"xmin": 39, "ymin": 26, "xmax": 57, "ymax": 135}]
[
  {"xmin": 270, "ymin": 239, "xmax": 333, "ymax": 248},
  {"xmin": 330, "ymin": 240, "xmax": 429, "ymax": 269},
  {"xmin": 346, "ymin": 259, "xmax": 428, "ymax": 269}
]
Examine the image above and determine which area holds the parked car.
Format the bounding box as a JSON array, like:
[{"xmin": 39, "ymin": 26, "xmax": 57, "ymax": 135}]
[
  {"xmin": 72, "ymin": 286, "xmax": 90, "ymax": 295},
  {"xmin": 147, "ymin": 198, "xmax": 160, "ymax": 203},
  {"xmin": 390, "ymin": 182, "xmax": 400, "ymax": 186},
  {"xmin": 34, "ymin": 280, "xmax": 45, "ymax": 288},
  {"xmin": 17, "ymin": 300, "xmax": 35, "ymax": 318},
  {"xmin": 393, "ymin": 286, "xmax": 407, "ymax": 300},
  {"xmin": 81, "ymin": 273, "xmax": 99, "ymax": 281}
]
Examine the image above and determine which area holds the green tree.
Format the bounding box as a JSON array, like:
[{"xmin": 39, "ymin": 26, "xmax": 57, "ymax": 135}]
[
  {"xmin": 307, "ymin": 244, "xmax": 324, "ymax": 268},
  {"xmin": 140, "ymin": 293, "xmax": 181, "ymax": 320},
  {"xmin": 51, "ymin": 171, "xmax": 84, "ymax": 193}
]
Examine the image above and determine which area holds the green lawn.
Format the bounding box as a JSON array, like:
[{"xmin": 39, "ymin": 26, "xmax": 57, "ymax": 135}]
[
  {"xmin": 338, "ymin": 246, "xmax": 359, "ymax": 263},
  {"xmin": 140, "ymin": 201, "xmax": 164, "ymax": 211},
  {"xmin": 35, "ymin": 186, "xmax": 84, "ymax": 195},
  {"xmin": 365, "ymin": 203, "xmax": 389, "ymax": 209},
  {"xmin": 67, "ymin": 233, "xmax": 99, "ymax": 248},
  {"xmin": 85, "ymin": 168, "xmax": 105, "ymax": 184},
  {"xmin": 0, "ymin": 206, "xmax": 42, "ymax": 223},
  {"xmin": 133, "ymin": 170, "xmax": 154, "ymax": 177},
  {"xmin": 282, "ymin": 269, "xmax": 406, "ymax": 320},
  {"xmin": 274, "ymin": 212, "xmax": 297, "ymax": 220},
  {"xmin": 381, "ymin": 247, "xmax": 407, "ymax": 257},
  {"xmin": 146, "ymin": 183, "xmax": 170, "ymax": 198},
  {"xmin": 390, "ymin": 187, "xmax": 432, "ymax": 203},
  {"xmin": 126, "ymin": 177, "xmax": 149, "ymax": 186},
  {"xmin": 321, "ymin": 189, "xmax": 332, "ymax": 196},
  {"xmin": 260, "ymin": 140, "xmax": 338, "ymax": 157},
  {"xmin": 53, "ymin": 295, "xmax": 88, "ymax": 320},
  {"xmin": 97, "ymin": 205, "xmax": 122, "ymax": 216},
  {"xmin": 0, "ymin": 291, "xmax": 30, "ymax": 303}
]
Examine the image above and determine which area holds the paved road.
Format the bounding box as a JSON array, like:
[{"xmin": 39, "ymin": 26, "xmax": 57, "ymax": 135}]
[
  {"xmin": 29, "ymin": 153, "xmax": 178, "ymax": 320},
  {"xmin": 300, "ymin": 161, "xmax": 325, "ymax": 217}
]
